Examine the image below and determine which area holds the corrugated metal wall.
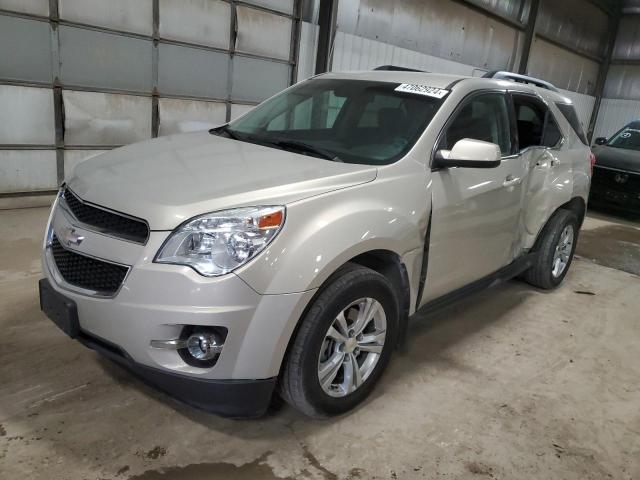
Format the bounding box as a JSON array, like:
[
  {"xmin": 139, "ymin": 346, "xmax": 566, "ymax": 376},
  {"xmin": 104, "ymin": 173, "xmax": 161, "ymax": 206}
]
[
  {"xmin": 535, "ymin": 0, "xmax": 608, "ymax": 60},
  {"xmin": 2, "ymin": 0, "xmax": 634, "ymax": 196},
  {"xmin": 594, "ymin": 1, "xmax": 640, "ymax": 139},
  {"xmin": 330, "ymin": 0, "xmax": 602, "ymax": 130},
  {"xmin": 622, "ymin": 0, "xmax": 640, "ymax": 13},
  {"xmin": 527, "ymin": 38, "xmax": 600, "ymax": 95},
  {"xmin": 334, "ymin": 0, "xmax": 523, "ymax": 72},
  {"xmin": 297, "ymin": 21, "xmax": 319, "ymax": 81},
  {"xmin": 526, "ymin": 0, "xmax": 608, "ymax": 96},
  {"xmin": 558, "ymin": 88, "xmax": 597, "ymax": 131},
  {"xmin": 594, "ymin": 98, "xmax": 640, "ymax": 139},
  {"xmin": 331, "ymin": 31, "xmax": 479, "ymax": 75},
  {"xmin": 0, "ymin": 0, "xmax": 302, "ymax": 195}
]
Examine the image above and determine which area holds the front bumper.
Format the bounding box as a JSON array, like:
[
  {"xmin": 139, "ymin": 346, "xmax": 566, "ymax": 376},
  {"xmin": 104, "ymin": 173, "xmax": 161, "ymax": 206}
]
[
  {"xmin": 42, "ymin": 206, "xmax": 315, "ymax": 379},
  {"xmin": 39, "ymin": 277, "xmax": 278, "ymax": 416},
  {"xmin": 75, "ymin": 311, "xmax": 277, "ymax": 417},
  {"xmin": 40, "ymin": 198, "xmax": 317, "ymax": 415},
  {"xmin": 589, "ymin": 187, "xmax": 640, "ymax": 213},
  {"xmin": 590, "ymin": 167, "xmax": 640, "ymax": 213}
]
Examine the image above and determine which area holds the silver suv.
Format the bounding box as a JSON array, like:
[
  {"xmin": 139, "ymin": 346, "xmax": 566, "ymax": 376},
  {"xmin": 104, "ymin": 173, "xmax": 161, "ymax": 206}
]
[{"xmin": 39, "ymin": 69, "xmax": 591, "ymax": 417}]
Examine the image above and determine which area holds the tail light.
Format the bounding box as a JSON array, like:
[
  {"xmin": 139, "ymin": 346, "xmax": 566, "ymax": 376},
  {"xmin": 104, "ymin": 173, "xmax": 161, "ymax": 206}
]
[{"xmin": 588, "ymin": 151, "xmax": 596, "ymax": 176}]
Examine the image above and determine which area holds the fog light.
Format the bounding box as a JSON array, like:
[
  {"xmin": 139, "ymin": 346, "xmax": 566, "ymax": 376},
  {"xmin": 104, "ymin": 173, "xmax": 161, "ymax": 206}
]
[
  {"xmin": 150, "ymin": 326, "xmax": 227, "ymax": 368},
  {"xmin": 187, "ymin": 332, "xmax": 222, "ymax": 361}
]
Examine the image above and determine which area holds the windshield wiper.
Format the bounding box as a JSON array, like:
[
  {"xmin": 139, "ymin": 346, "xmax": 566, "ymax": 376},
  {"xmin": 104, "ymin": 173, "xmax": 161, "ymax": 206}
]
[
  {"xmin": 209, "ymin": 124, "xmax": 243, "ymax": 141},
  {"xmin": 267, "ymin": 139, "xmax": 341, "ymax": 162},
  {"xmin": 210, "ymin": 128, "xmax": 341, "ymax": 161}
]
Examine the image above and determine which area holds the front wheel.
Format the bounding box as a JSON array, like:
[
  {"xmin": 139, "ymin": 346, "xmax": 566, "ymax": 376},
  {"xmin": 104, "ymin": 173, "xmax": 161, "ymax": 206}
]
[
  {"xmin": 523, "ymin": 209, "xmax": 579, "ymax": 289},
  {"xmin": 279, "ymin": 264, "xmax": 399, "ymax": 417}
]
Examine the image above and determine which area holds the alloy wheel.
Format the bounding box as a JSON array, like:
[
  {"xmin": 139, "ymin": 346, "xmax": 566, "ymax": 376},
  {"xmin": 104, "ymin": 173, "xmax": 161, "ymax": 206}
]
[
  {"xmin": 552, "ymin": 224, "xmax": 574, "ymax": 278},
  {"xmin": 317, "ymin": 297, "xmax": 387, "ymax": 397}
]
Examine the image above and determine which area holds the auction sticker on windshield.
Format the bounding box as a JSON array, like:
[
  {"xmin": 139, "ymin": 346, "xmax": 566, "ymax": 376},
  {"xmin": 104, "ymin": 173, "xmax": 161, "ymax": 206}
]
[{"xmin": 395, "ymin": 84, "xmax": 449, "ymax": 99}]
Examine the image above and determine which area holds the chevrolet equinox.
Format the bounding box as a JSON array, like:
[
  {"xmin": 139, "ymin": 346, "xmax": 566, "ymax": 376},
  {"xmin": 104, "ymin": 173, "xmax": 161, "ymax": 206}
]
[{"xmin": 40, "ymin": 69, "xmax": 592, "ymax": 417}]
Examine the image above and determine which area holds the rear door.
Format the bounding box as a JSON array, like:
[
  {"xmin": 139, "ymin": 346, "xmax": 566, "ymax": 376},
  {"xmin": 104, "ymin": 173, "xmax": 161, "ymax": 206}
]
[
  {"xmin": 422, "ymin": 90, "xmax": 524, "ymax": 303},
  {"xmin": 511, "ymin": 93, "xmax": 569, "ymax": 248}
]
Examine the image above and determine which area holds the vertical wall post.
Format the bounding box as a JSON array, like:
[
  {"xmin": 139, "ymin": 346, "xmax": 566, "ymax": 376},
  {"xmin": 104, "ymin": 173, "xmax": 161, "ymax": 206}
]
[
  {"xmin": 290, "ymin": 0, "xmax": 304, "ymax": 85},
  {"xmin": 315, "ymin": 0, "xmax": 337, "ymax": 74},
  {"xmin": 225, "ymin": 2, "xmax": 238, "ymax": 122},
  {"xmin": 50, "ymin": 0, "xmax": 64, "ymax": 185},
  {"xmin": 587, "ymin": 10, "xmax": 621, "ymax": 143},
  {"xmin": 517, "ymin": 0, "xmax": 539, "ymax": 75},
  {"xmin": 151, "ymin": 0, "xmax": 160, "ymax": 138}
]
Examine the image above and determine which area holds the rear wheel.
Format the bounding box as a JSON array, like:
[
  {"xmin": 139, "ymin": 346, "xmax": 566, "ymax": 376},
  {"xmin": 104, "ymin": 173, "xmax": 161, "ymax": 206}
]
[
  {"xmin": 279, "ymin": 264, "xmax": 398, "ymax": 417},
  {"xmin": 523, "ymin": 209, "xmax": 579, "ymax": 289}
]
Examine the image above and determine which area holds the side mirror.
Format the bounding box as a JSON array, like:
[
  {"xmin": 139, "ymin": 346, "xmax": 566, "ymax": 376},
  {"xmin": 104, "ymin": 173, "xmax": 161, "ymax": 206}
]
[
  {"xmin": 594, "ymin": 137, "xmax": 607, "ymax": 146},
  {"xmin": 433, "ymin": 138, "xmax": 501, "ymax": 169}
]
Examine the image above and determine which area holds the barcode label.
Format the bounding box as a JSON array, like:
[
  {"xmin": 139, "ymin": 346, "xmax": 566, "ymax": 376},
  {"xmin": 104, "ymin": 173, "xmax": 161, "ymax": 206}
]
[{"xmin": 395, "ymin": 83, "xmax": 449, "ymax": 99}]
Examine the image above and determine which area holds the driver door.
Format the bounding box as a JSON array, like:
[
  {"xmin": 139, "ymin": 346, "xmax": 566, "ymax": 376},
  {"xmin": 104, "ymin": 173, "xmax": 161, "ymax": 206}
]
[{"xmin": 421, "ymin": 91, "xmax": 524, "ymax": 304}]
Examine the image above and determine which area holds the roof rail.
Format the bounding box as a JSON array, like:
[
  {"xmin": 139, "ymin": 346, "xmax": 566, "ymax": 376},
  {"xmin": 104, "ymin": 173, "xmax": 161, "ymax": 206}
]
[
  {"xmin": 483, "ymin": 71, "xmax": 559, "ymax": 92},
  {"xmin": 374, "ymin": 65, "xmax": 426, "ymax": 73}
]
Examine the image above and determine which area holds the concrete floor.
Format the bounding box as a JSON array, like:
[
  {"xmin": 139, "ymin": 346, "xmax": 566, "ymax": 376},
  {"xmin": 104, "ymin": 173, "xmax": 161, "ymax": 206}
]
[{"xmin": 0, "ymin": 206, "xmax": 639, "ymax": 480}]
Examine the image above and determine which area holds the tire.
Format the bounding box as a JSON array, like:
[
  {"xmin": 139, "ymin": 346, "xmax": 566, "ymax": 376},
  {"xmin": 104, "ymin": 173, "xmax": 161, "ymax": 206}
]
[
  {"xmin": 522, "ymin": 209, "xmax": 579, "ymax": 289},
  {"xmin": 279, "ymin": 263, "xmax": 399, "ymax": 418}
]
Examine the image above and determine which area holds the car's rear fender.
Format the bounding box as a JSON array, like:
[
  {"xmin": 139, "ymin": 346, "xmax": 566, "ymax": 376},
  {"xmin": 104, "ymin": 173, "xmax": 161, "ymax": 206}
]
[{"xmin": 521, "ymin": 142, "xmax": 589, "ymax": 249}]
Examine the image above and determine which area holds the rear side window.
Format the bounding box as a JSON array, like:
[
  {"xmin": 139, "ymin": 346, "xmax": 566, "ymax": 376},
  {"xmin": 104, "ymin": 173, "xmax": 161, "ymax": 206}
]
[
  {"xmin": 515, "ymin": 102, "xmax": 544, "ymax": 148},
  {"xmin": 555, "ymin": 103, "xmax": 588, "ymax": 145},
  {"xmin": 542, "ymin": 113, "xmax": 562, "ymax": 147},
  {"xmin": 513, "ymin": 94, "xmax": 563, "ymax": 150}
]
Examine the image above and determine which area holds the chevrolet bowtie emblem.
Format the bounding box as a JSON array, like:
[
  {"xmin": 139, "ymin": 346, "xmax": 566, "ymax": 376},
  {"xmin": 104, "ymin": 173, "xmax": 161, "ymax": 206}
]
[{"xmin": 61, "ymin": 227, "xmax": 84, "ymax": 247}]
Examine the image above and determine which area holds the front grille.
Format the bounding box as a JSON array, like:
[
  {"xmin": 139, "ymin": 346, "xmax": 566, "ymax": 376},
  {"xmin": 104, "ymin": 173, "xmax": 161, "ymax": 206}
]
[
  {"xmin": 62, "ymin": 187, "xmax": 149, "ymax": 244},
  {"xmin": 592, "ymin": 166, "xmax": 640, "ymax": 191},
  {"xmin": 51, "ymin": 235, "xmax": 129, "ymax": 295}
]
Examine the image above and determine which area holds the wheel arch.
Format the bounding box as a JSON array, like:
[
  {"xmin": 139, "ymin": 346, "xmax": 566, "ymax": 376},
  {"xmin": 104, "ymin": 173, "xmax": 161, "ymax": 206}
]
[
  {"xmin": 277, "ymin": 249, "xmax": 412, "ymax": 382},
  {"xmin": 560, "ymin": 196, "xmax": 586, "ymax": 227},
  {"xmin": 531, "ymin": 196, "xmax": 586, "ymax": 251},
  {"xmin": 348, "ymin": 250, "xmax": 411, "ymax": 348}
]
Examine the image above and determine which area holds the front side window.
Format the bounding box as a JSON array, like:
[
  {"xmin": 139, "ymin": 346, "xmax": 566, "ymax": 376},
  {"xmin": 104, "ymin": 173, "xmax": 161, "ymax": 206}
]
[
  {"xmin": 223, "ymin": 78, "xmax": 445, "ymax": 165},
  {"xmin": 607, "ymin": 126, "xmax": 640, "ymax": 151},
  {"xmin": 438, "ymin": 92, "xmax": 512, "ymax": 156}
]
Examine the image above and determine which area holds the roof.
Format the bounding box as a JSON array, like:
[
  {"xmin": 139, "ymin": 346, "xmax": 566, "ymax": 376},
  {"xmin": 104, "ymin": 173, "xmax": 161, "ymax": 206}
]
[
  {"xmin": 319, "ymin": 70, "xmax": 468, "ymax": 90},
  {"xmin": 318, "ymin": 70, "xmax": 573, "ymax": 105}
]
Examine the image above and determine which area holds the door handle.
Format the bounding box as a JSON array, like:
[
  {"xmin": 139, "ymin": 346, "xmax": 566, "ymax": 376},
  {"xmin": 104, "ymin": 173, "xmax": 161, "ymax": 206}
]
[
  {"xmin": 502, "ymin": 175, "xmax": 522, "ymax": 188},
  {"xmin": 536, "ymin": 151, "xmax": 559, "ymax": 167}
]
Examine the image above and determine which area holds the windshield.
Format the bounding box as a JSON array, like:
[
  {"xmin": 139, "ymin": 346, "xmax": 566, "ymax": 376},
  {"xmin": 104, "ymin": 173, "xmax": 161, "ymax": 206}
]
[
  {"xmin": 608, "ymin": 126, "xmax": 640, "ymax": 151},
  {"xmin": 222, "ymin": 78, "xmax": 445, "ymax": 165}
]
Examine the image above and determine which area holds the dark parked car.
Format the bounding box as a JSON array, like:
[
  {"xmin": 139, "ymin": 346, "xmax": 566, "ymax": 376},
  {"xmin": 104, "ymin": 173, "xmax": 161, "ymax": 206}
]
[{"xmin": 590, "ymin": 120, "xmax": 640, "ymax": 214}]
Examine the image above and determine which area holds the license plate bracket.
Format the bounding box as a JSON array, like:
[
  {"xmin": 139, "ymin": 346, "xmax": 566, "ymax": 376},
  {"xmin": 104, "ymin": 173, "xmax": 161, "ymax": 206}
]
[{"xmin": 39, "ymin": 279, "xmax": 79, "ymax": 338}]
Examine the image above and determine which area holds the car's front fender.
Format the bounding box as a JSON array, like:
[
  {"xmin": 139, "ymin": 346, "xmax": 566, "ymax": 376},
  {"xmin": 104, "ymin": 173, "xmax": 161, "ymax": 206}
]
[{"xmin": 235, "ymin": 175, "xmax": 429, "ymax": 299}]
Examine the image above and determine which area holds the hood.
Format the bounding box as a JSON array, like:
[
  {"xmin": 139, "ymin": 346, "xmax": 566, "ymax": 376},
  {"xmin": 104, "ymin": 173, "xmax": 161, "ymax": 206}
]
[
  {"xmin": 68, "ymin": 132, "xmax": 377, "ymax": 230},
  {"xmin": 592, "ymin": 145, "xmax": 640, "ymax": 174}
]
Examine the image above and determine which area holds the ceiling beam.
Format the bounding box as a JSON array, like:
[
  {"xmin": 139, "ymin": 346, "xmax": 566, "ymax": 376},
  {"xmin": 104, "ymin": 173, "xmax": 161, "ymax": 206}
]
[
  {"xmin": 610, "ymin": 59, "xmax": 640, "ymax": 66},
  {"xmin": 586, "ymin": 0, "xmax": 622, "ymax": 17},
  {"xmin": 449, "ymin": 0, "xmax": 525, "ymax": 31}
]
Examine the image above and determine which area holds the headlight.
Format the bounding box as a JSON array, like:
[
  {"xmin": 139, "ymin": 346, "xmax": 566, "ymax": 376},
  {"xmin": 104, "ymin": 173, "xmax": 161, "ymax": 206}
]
[{"xmin": 155, "ymin": 206, "xmax": 285, "ymax": 276}]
